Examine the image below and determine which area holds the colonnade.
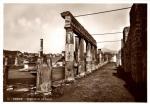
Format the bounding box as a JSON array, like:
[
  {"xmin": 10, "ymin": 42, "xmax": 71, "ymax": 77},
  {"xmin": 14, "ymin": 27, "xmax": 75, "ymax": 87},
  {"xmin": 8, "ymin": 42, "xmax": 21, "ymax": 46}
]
[{"xmin": 62, "ymin": 11, "xmax": 97, "ymax": 82}]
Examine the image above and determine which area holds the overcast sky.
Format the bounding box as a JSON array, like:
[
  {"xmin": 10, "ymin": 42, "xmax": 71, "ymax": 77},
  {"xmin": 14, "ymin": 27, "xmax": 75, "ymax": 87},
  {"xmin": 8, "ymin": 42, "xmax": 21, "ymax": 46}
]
[{"xmin": 4, "ymin": 3, "xmax": 132, "ymax": 53}]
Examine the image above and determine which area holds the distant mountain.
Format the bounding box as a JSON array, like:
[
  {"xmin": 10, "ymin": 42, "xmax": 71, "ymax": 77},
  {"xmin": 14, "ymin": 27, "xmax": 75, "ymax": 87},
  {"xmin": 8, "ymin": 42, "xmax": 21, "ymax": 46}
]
[{"xmin": 101, "ymin": 48, "xmax": 117, "ymax": 54}]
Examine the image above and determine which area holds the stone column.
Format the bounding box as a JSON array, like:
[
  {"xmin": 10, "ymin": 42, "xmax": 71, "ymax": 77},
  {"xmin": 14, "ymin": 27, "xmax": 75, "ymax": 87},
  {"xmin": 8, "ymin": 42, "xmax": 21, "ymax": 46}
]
[
  {"xmin": 78, "ymin": 38, "xmax": 85, "ymax": 76},
  {"xmin": 106, "ymin": 54, "xmax": 109, "ymax": 62},
  {"xmin": 75, "ymin": 36, "xmax": 80, "ymax": 76},
  {"xmin": 40, "ymin": 39, "xmax": 43, "ymax": 57},
  {"xmin": 86, "ymin": 42, "xmax": 92, "ymax": 73},
  {"xmin": 95, "ymin": 47, "xmax": 97, "ymax": 63},
  {"xmin": 4, "ymin": 57, "xmax": 9, "ymax": 101},
  {"xmin": 91, "ymin": 45, "xmax": 95, "ymax": 71},
  {"xmin": 36, "ymin": 57, "xmax": 42, "ymax": 92},
  {"xmin": 98, "ymin": 49, "xmax": 102, "ymax": 64},
  {"xmin": 15, "ymin": 56, "xmax": 18, "ymax": 66},
  {"xmin": 36, "ymin": 56, "xmax": 52, "ymax": 96},
  {"xmin": 64, "ymin": 15, "xmax": 74, "ymax": 82},
  {"xmin": 4, "ymin": 56, "xmax": 8, "ymax": 66}
]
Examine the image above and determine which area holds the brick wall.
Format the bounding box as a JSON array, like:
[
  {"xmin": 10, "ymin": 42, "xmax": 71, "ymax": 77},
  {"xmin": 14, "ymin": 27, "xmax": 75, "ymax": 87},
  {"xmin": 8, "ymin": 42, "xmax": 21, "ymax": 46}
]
[{"xmin": 121, "ymin": 4, "xmax": 147, "ymax": 85}]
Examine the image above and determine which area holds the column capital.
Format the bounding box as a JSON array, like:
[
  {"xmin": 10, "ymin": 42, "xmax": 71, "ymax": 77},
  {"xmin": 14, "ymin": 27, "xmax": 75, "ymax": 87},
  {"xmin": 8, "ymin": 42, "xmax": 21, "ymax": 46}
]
[{"xmin": 64, "ymin": 15, "xmax": 72, "ymax": 30}]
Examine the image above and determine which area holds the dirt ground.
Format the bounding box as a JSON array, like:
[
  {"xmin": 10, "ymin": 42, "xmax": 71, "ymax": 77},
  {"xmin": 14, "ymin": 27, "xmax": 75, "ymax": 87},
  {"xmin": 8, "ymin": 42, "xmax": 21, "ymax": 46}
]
[{"xmin": 53, "ymin": 62, "xmax": 135, "ymax": 102}]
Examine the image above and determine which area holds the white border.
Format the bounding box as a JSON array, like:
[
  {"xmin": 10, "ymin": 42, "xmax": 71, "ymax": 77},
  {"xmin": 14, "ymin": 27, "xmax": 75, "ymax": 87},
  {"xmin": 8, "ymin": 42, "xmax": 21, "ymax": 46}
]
[
  {"xmin": 3, "ymin": 0, "xmax": 150, "ymax": 3},
  {"xmin": 0, "ymin": 0, "xmax": 149, "ymax": 104},
  {"xmin": 148, "ymin": 1, "xmax": 150, "ymax": 103},
  {"xmin": 0, "ymin": 1, "xmax": 3, "ymax": 103}
]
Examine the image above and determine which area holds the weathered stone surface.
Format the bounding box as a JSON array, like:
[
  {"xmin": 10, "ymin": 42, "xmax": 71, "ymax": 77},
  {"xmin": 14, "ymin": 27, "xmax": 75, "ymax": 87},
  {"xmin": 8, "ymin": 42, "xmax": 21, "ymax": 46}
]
[
  {"xmin": 65, "ymin": 27, "xmax": 74, "ymax": 81},
  {"xmin": 61, "ymin": 11, "xmax": 97, "ymax": 47},
  {"xmin": 61, "ymin": 11, "xmax": 97, "ymax": 80},
  {"xmin": 4, "ymin": 57, "xmax": 8, "ymax": 66},
  {"xmin": 66, "ymin": 30, "xmax": 74, "ymax": 44},
  {"xmin": 14, "ymin": 57, "xmax": 18, "ymax": 66},
  {"xmin": 78, "ymin": 61, "xmax": 85, "ymax": 76},
  {"xmin": 65, "ymin": 44, "xmax": 74, "ymax": 61},
  {"xmin": 75, "ymin": 36, "xmax": 85, "ymax": 76},
  {"xmin": 74, "ymin": 36, "xmax": 80, "ymax": 76},
  {"xmin": 91, "ymin": 46, "xmax": 95, "ymax": 71},
  {"xmin": 86, "ymin": 43, "xmax": 92, "ymax": 62},
  {"xmin": 78, "ymin": 38, "xmax": 85, "ymax": 76},
  {"xmin": 65, "ymin": 61, "xmax": 74, "ymax": 81},
  {"xmin": 75, "ymin": 36, "xmax": 79, "ymax": 62},
  {"xmin": 86, "ymin": 61, "xmax": 92, "ymax": 74},
  {"xmin": 123, "ymin": 27, "xmax": 130, "ymax": 44},
  {"xmin": 86, "ymin": 42, "xmax": 92, "ymax": 73},
  {"xmin": 121, "ymin": 4, "xmax": 147, "ymax": 85},
  {"xmin": 36, "ymin": 57, "xmax": 52, "ymax": 95},
  {"xmin": 40, "ymin": 39, "xmax": 43, "ymax": 57},
  {"xmin": 94, "ymin": 47, "xmax": 97, "ymax": 63},
  {"xmin": 98, "ymin": 49, "xmax": 104, "ymax": 64}
]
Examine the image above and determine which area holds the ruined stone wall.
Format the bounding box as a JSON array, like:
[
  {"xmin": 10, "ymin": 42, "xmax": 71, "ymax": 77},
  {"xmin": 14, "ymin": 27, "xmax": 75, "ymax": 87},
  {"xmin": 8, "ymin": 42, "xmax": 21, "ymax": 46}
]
[{"xmin": 122, "ymin": 4, "xmax": 147, "ymax": 84}]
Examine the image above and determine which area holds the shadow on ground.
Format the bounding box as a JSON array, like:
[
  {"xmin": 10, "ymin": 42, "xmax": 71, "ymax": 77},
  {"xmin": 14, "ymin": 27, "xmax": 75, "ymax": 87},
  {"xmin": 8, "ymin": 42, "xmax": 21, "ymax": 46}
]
[{"xmin": 113, "ymin": 66, "xmax": 147, "ymax": 102}]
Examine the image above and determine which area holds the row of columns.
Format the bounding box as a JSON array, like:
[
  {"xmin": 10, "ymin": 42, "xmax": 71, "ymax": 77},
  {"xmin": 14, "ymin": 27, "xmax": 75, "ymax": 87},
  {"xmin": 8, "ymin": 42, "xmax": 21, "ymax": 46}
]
[{"xmin": 65, "ymin": 27, "xmax": 97, "ymax": 82}]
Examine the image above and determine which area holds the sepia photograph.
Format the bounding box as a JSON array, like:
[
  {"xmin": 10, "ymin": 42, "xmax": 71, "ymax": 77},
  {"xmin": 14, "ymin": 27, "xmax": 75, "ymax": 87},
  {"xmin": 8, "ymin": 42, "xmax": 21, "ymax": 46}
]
[{"xmin": 3, "ymin": 3, "xmax": 147, "ymax": 102}]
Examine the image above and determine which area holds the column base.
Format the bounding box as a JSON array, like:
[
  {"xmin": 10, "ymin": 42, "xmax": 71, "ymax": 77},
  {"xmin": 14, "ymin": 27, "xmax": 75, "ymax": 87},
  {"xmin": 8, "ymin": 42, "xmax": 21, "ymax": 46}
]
[
  {"xmin": 65, "ymin": 77, "xmax": 75, "ymax": 83},
  {"xmin": 79, "ymin": 72, "xmax": 85, "ymax": 77},
  {"xmin": 78, "ymin": 61, "xmax": 85, "ymax": 75},
  {"xmin": 36, "ymin": 90, "xmax": 52, "ymax": 96},
  {"xmin": 86, "ymin": 70, "xmax": 92, "ymax": 74},
  {"xmin": 86, "ymin": 61, "xmax": 92, "ymax": 73},
  {"xmin": 65, "ymin": 61, "xmax": 74, "ymax": 83},
  {"xmin": 91, "ymin": 62, "xmax": 95, "ymax": 71}
]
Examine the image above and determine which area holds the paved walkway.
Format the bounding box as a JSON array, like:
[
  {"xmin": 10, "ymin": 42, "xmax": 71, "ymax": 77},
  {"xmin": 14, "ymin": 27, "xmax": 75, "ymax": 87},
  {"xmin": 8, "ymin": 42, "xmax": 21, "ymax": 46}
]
[{"xmin": 53, "ymin": 62, "xmax": 135, "ymax": 102}]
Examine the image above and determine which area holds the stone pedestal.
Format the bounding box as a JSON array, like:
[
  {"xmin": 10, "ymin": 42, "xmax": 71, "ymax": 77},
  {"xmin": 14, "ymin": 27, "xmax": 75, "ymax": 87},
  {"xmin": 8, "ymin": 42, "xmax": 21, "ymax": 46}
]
[{"xmin": 36, "ymin": 57, "xmax": 52, "ymax": 95}]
